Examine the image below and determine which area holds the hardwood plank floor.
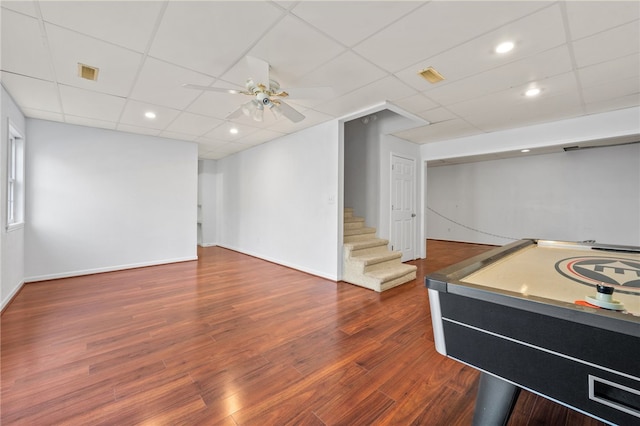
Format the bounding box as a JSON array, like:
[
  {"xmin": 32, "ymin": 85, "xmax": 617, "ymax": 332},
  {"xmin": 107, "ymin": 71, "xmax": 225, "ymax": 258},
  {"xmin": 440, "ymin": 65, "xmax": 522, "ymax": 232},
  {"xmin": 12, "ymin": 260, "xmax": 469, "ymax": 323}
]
[{"xmin": 1, "ymin": 240, "xmax": 606, "ymax": 425}]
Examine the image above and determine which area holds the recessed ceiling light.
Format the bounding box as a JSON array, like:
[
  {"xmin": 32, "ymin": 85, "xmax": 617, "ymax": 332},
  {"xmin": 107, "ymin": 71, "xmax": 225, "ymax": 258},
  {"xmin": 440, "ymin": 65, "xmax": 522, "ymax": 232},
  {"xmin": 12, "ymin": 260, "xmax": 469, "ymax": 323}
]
[
  {"xmin": 525, "ymin": 88, "xmax": 541, "ymax": 97},
  {"xmin": 495, "ymin": 41, "xmax": 515, "ymax": 54},
  {"xmin": 521, "ymin": 149, "xmax": 531, "ymax": 153},
  {"xmin": 144, "ymin": 111, "xmax": 156, "ymax": 119},
  {"xmin": 229, "ymin": 127, "xmax": 238, "ymax": 134}
]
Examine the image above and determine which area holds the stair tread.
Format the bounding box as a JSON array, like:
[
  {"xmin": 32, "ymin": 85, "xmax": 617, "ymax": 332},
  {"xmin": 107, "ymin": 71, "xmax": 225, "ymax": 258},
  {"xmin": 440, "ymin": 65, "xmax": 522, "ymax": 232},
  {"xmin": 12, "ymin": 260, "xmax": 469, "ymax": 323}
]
[
  {"xmin": 344, "ymin": 227, "xmax": 376, "ymax": 236},
  {"xmin": 344, "ymin": 238, "xmax": 388, "ymax": 250},
  {"xmin": 351, "ymin": 251, "xmax": 401, "ymax": 265},
  {"xmin": 344, "ymin": 216, "xmax": 365, "ymax": 223},
  {"xmin": 366, "ymin": 264, "xmax": 417, "ymax": 282}
]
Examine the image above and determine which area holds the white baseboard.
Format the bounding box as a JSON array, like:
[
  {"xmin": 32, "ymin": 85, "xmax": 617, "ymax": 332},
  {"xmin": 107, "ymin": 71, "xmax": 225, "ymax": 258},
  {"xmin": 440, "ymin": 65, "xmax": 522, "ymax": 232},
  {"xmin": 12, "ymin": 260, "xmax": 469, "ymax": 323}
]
[
  {"xmin": 24, "ymin": 256, "xmax": 198, "ymax": 283},
  {"xmin": 199, "ymin": 242, "xmax": 217, "ymax": 247},
  {"xmin": 1, "ymin": 280, "xmax": 25, "ymax": 312},
  {"xmin": 217, "ymin": 244, "xmax": 338, "ymax": 282}
]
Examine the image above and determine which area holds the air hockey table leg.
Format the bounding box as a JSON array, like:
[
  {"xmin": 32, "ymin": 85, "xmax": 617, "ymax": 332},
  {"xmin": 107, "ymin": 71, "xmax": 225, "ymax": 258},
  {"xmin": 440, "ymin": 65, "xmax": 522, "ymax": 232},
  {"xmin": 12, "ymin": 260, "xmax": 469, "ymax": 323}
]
[{"xmin": 472, "ymin": 372, "xmax": 521, "ymax": 426}]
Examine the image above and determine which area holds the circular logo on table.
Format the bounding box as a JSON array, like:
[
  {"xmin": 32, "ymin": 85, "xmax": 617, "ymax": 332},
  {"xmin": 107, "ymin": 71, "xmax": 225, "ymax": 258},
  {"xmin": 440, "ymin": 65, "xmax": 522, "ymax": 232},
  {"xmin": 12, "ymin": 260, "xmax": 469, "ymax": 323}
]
[{"xmin": 555, "ymin": 257, "xmax": 640, "ymax": 296}]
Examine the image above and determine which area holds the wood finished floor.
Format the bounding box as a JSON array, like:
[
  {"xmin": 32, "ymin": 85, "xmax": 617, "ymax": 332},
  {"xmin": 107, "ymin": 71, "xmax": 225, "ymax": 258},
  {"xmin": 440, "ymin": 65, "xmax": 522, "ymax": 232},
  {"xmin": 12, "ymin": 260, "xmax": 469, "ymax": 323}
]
[{"xmin": 1, "ymin": 240, "xmax": 606, "ymax": 425}]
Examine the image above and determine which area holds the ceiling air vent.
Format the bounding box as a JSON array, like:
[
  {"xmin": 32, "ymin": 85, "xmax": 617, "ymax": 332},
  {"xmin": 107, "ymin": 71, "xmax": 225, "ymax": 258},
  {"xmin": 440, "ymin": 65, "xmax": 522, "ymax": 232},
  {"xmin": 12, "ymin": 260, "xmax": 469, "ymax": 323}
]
[
  {"xmin": 418, "ymin": 66, "xmax": 445, "ymax": 84},
  {"xmin": 78, "ymin": 63, "xmax": 99, "ymax": 81}
]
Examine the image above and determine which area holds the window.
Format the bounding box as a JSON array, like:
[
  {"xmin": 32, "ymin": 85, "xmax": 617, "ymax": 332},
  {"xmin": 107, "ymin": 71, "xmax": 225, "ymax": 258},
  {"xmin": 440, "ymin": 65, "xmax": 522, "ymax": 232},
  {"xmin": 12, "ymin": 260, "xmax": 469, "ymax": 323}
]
[{"xmin": 6, "ymin": 120, "xmax": 24, "ymax": 230}]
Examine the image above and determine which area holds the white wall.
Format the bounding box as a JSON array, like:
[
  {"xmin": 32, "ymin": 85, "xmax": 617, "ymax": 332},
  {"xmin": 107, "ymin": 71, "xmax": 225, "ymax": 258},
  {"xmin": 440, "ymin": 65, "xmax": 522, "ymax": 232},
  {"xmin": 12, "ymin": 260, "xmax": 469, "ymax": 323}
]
[
  {"xmin": 198, "ymin": 159, "xmax": 217, "ymax": 246},
  {"xmin": 1, "ymin": 86, "xmax": 26, "ymax": 309},
  {"xmin": 25, "ymin": 119, "xmax": 198, "ymax": 281},
  {"xmin": 344, "ymin": 118, "xmax": 379, "ymax": 226},
  {"xmin": 216, "ymin": 120, "xmax": 341, "ymax": 280},
  {"xmin": 427, "ymin": 143, "xmax": 640, "ymax": 246}
]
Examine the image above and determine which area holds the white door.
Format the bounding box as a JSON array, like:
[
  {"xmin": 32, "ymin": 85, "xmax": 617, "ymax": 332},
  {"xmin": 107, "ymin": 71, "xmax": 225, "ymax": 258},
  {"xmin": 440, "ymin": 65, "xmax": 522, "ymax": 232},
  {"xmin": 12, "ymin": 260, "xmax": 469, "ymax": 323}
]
[{"xmin": 390, "ymin": 155, "xmax": 416, "ymax": 261}]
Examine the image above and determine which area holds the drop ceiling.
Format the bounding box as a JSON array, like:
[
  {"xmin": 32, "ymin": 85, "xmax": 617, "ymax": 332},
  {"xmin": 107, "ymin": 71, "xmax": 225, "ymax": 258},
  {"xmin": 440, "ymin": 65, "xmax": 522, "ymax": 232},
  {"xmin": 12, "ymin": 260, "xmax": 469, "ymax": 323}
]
[{"xmin": 1, "ymin": 1, "xmax": 639, "ymax": 160}]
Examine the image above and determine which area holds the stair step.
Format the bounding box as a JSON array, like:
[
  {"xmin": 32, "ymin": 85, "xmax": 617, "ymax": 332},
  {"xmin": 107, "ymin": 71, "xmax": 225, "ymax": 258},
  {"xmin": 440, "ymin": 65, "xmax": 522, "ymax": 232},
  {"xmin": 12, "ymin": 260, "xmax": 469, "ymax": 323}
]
[
  {"xmin": 351, "ymin": 251, "xmax": 401, "ymax": 266},
  {"xmin": 344, "ymin": 208, "xmax": 354, "ymax": 218},
  {"xmin": 367, "ymin": 264, "xmax": 417, "ymax": 284},
  {"xmin": 344, "ymin": 227, "xmax": 376, "ymax": 237},
  {"xmin": 344, "ymin": 216, "xmax": 365, "ymax": 223},
  {"xmin": 344, "ymin": 238, "xmax": 388, "ymax": 251},
  {"xmin": 344, "ymin": 217, "xmax": 366, "ymax": 230}
]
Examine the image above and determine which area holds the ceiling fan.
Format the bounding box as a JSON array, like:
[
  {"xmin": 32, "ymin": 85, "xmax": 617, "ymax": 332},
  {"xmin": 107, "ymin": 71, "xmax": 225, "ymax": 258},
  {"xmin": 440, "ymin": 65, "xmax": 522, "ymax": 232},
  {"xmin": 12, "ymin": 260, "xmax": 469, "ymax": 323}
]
[{"xmin": 183, "ymin": 56, "xmax": 331, "ymax": 124}]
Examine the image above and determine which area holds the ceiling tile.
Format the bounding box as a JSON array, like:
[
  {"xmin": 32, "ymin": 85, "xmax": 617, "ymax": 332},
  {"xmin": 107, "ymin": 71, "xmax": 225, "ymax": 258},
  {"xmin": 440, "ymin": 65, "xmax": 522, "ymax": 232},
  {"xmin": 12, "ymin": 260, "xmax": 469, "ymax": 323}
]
[
  {"xmin": 584, "ymin": 93, "xmax": 640, "ymax": 116},
  {"xmin": 231, "ymin": 15, "xmax": 346, "ymax": 85},
  {"xmin": 457, "ymin": 75, "xmax": 584, "ymax": 132},
  {"xmin": 392, "ymin": 94, "xmax": 439, "ymax": 113},
  {"xmin": 64, "ymin": 114, "xmax": 117, "ymax": 130},
  {"xmin": 119, "ymin": 99, "xmax": 181, "ymax": 130},
  {"xmin": 416, "ymin": 107, "xmax": 459, "ymax": 123},
  {"xmin": 394, "ymin": 4, "xmax": 567, "ymax": 92},
  {"xmin": 186, "ymin": 86, "xmax": 250, "ymax": 120},
  {"xmin": 393, "ymin": 119, "xmax": 481, "ymax": 144},
  {"xmin": 130, "ymin": 57, "xmax": 214, "ymax": 109},
  {"xmin": 424, "ymin": 45, "xmax": 573, "ymax": 106},
  {"xmin": 1, "ymin": 1, "xmax": 38, "ymax": 17},
  {"xmin": 21, "ymin": 108, "xmax": 64, "ymax": 122},
  {"xmin": 1, "ymin": 72, "xmax": 61, "ymax": 113},
  {"xmin": 354, "ymin": 1, "xmax": 553, "ymax": 73},
  {"xmin": 582, "ymin": 76, "xmax": 640, "ymax": 105},
  {"xmin": 39, "ymin": 1, "xmax": 164, "ymax": 52},
  {"xmin": 158, "ymin": 130, "xmax": 197, "ymax": 142},
  {"xmin": 149, "ymin": 1, "xmax": 283, "ymax": 76},
  {"xmin": 291, "ymin": 1, "xmax": 420, "ymax": 47},
  {"xmin": 1, "ymin": 9, "xmax": 55, "ymax": 81},
  {"xmin": 45, "ymin": 23, "xmax": 143, "ymax": 97},
  {"xmin": 565, "ymin": 1, "xmax": 640, "ymax": 41},
  {"xmin": 59, "ymin": 85, "xmax": 126, "ymax": 122},
  {"xmin": 116, "ymin": 123, "xmax": 161, "ymax": 137},
  {"xmin": 578, "ymin": 53, "xmax": 640, "ymax": 88},
  {"xmin": 203, "ymin": 122, "xmax": 261, "ymax": 143},
  {"xmin": 572, "ymin": 20, "xmax": 640, "ymax": 68},
  {"xmin": 266, "ymin": 108, "xmax": 334, "ymax": 134},
  {"xmin": 290, "ymin": 51, "xmax": 387, "ymax": 104},
  {"xmin": 236, "ymin": 129, "xmax": 287, "ymax": 146},
  {"xmin": 314, "ymin": 76, "xmax": 417, "ymax": 117},
  {"xmin": 163, "ymin": 111, "xmax": 223, "ymax": 137}
]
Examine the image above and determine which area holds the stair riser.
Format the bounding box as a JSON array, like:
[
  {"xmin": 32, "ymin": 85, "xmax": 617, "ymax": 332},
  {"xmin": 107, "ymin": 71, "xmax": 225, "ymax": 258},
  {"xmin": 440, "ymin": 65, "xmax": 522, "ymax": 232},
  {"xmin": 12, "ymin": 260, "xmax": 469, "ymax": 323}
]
[
  {"xmin": 363, "ymin": 259, "xmax": 405, "ymax": 274},
  {"xmin": 344, "ymin": 234, "xmax": 378, "ymax": 243},
  {"xmin": 344, "ymin": 245, "xmax": 389, "ymax": 258},
  {"xmin": 380, "ymin": 271, "xmax": 417, "ymax": 291},
  {"xmin": 344, "ymin": 221, "xmax": 365, "ymax": 230}
]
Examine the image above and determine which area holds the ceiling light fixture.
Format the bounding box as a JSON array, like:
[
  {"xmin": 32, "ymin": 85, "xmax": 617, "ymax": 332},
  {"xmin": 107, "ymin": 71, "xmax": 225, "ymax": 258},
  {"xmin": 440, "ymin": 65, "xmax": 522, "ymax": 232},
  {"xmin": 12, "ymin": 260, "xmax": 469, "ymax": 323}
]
[
  {"xmin": 521, "ymin": 149, "xmax": 530, "ymax": 153},
  {"xmin": 144, "ymin": 111, "xmax": 156, "ymax": 119},
  {"xmin": 229, "ymin": 127, "xmax": 238, "ymax": 135},
  {"xmin": 525, "ymin": 87, "xmax": 541, "ymax": 97},
  {"xmin": 495, "ymin": 41, "xmax": 515, "ymax": 54}
]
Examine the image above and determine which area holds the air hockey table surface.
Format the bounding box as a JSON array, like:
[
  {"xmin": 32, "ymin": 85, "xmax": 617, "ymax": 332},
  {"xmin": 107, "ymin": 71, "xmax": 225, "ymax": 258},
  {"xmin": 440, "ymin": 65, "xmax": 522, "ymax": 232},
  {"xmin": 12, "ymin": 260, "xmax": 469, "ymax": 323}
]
[{"xmin": 425, "ymin": 239, "xmax": 640, "ymax": 425}]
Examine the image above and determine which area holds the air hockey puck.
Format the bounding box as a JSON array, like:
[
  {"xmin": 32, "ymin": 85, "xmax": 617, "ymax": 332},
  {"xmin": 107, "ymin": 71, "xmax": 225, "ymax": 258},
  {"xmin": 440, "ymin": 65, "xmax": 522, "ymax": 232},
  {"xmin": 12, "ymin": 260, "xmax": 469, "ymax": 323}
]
[{"xmin": 583, "ymin": 284, "xmax": 625, "ymax": 311}]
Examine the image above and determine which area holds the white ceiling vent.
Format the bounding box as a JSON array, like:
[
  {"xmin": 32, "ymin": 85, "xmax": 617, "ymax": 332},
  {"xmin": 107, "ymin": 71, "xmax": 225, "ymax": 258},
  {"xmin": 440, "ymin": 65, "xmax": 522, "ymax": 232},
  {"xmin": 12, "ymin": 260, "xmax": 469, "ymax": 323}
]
[{"xmin": 78, "ymin": 63, "xmax": 99, "ymax": 81}]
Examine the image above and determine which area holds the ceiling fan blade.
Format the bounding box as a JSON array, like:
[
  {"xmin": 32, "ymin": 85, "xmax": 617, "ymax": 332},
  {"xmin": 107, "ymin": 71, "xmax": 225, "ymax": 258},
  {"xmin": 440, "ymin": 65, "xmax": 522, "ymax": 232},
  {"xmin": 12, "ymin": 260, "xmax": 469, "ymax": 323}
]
[
  {"xmin": 182, "ymin": 83, "xmax": 246, "ymax": 95},
  {"xmin": 276, "ymin": 101, "xmax": 305, "ymax": 123},
  {"xmin": 283, "ymin": 86, "xmax": 334, "ymax": 99},
  {"xmin": 245, "ymin": 56, "xmax": 270, "ymax": 87}
]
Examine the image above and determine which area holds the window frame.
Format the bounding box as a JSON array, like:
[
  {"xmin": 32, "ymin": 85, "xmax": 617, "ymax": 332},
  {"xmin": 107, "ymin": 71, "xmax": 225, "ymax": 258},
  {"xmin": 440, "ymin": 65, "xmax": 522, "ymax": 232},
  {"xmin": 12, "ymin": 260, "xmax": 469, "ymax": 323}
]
[{"xmin": 6, "ymin": 119, "xmax": 24, "ymax": 232}]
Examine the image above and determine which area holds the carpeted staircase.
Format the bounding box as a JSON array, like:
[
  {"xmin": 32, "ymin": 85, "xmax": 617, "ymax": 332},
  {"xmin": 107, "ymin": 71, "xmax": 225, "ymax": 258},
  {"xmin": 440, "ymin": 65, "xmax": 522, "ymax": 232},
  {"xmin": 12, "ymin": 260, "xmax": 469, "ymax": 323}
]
[{"xmin": 343, "ymin": 208, "xmax": 417, "ymax": 292}]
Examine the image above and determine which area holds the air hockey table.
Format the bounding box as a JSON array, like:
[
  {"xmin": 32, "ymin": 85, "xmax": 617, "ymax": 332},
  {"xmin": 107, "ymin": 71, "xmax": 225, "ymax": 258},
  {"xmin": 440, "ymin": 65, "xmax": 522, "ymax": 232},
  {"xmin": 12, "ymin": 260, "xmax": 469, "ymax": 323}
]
[{"xmin": 425, "ymin": 239, "xmax": 639, "ymax": 426}]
